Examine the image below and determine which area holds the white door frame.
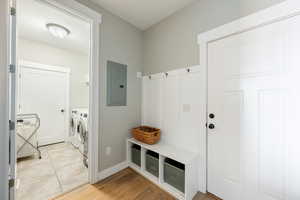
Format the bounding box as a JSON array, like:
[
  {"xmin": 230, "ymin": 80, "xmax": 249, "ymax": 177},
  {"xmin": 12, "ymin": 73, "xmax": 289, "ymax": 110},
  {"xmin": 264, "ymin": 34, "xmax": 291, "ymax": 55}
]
[
  {"xmin": 18, "ymin": 60, "xmax": 71, "ymax": 144},
  {"xmin": 197, "ymin": 0, "xmax": 300, "ymax": 193},
  {"xmin": 36, "ymin": 0, "xmax": 102, "ymax": 184},
  {"xmin": 7, "ymin": 0, "xmax": 102, "ymax": 190}
]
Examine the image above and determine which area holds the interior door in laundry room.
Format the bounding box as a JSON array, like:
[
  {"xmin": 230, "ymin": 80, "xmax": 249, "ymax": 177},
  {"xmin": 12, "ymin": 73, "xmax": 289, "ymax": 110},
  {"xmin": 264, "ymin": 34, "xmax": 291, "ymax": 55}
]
[{"xmin": 19, "ymin": 64, "xmax": 69, "ymax": 146}]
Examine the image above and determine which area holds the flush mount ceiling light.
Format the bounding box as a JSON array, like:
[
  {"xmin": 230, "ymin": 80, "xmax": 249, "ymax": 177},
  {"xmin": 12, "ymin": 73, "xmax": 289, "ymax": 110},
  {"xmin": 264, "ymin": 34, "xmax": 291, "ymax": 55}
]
[{"xmin": 46, "ymin": 23, "xmax": 70, "ymax": 38}]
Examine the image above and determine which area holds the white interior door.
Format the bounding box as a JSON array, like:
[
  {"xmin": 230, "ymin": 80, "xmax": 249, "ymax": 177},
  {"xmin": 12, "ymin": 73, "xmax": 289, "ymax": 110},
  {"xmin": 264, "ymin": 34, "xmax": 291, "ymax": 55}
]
[
  {"xmin": 9, "ymin": 3, "xmax": 17, "ymax": 200},
  {"xmin": 207, "ymin": 15, "xmax": 300, "ymax": 200},
  {"xmin": 19, "ymin": 65, "xmax": 69, "ymax": 146}
]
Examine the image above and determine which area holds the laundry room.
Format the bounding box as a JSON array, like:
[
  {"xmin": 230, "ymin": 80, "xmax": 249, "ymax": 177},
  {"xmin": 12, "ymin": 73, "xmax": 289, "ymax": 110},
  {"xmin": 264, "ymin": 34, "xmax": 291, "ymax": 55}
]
[{"xmin": 15, "ymin": 0, "xmax": 91, "ymax": 199}]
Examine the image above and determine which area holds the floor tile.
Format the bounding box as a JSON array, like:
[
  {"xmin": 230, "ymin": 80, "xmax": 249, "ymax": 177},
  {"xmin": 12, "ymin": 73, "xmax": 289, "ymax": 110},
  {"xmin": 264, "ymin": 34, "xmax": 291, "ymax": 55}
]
[
  {"xmin": 47, "ymin": 142, "xmax": 73, "ymax": 151},
  {"xmin": 56, "ymin": 160, "xmax": 88, "ymax": 192},
  {"xmin": 48, "ymin": 148, "xmax": 83, "ymax": 170},
  {"xmin": 18, "ymin": 159, "xmax": 54, "ymax": 176},
  {"xmin": 17, "ymin": 175, "xmax": 62, "ymax": 200},
  {"xmin": 17, "ymin": 149, "xmax": 50, "ymax": 170},
  {"xmin": 16, "ymin": 142, "xmax": 88, "ymax": 200}
]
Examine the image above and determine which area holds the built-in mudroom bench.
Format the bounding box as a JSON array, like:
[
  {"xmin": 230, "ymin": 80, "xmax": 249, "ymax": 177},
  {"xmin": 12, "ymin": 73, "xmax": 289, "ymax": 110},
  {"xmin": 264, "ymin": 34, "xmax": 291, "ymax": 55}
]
[
  {"xmin": 127, "ymin": 65, "xmax": 206, "ymax": 199},
  {"xmin": 127, "ymin": 138, "xmax": 199, "ymax": 200}
]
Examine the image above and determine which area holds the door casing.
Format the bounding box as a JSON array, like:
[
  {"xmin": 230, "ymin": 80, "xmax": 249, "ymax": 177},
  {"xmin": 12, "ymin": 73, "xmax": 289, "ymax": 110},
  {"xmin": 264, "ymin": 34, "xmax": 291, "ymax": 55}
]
[{"xmin": 5, "ymin": 0, "xmax": 102, "ymax": 199}]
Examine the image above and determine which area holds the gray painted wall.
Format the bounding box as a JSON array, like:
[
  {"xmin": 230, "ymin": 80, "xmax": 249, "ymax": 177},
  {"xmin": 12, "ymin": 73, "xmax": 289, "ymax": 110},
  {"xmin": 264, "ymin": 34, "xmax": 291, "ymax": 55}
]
[
  {"xmin": 0, "ymin": 1, "xmax": 9, "ymax": 200},
  {"xmin": 75, "ymin": 0, "xmax": 143, "ymax": 172},
  {"xmin": 143, "ymin": 0, "xmax": 285, "ymax": 74}
]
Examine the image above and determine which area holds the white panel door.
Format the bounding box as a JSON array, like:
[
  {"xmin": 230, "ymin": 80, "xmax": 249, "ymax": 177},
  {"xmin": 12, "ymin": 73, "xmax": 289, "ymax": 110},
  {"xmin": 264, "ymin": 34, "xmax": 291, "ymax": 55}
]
[
  {"xmin": 284, "ymin": 15, "xmax": 300, "ymax": 200},
  {"xmin": 19, "ymin": 66, "xmax": 68, "ymax": 146},
  {"xmin": 207, "ymin": 16, "xmax": 300, "ymax": 200}
]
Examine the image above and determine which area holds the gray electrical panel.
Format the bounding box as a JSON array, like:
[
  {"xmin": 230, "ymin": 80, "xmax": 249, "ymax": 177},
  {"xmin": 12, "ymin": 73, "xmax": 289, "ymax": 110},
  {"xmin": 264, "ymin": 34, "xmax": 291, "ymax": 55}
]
[{"xmin": 107, "ymin": 60, "xmax": 127, "ymax": 106}]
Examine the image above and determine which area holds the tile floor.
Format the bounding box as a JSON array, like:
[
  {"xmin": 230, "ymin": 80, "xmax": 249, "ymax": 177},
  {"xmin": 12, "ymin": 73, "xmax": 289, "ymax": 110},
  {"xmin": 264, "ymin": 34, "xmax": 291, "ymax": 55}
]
[{"xmin": 16, "ymin": 142, "xmax": 88, "ymax": 200}]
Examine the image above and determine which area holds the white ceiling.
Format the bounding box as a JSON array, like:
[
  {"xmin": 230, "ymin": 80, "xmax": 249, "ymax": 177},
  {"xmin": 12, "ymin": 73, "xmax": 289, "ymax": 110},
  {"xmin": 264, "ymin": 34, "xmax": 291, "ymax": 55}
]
[
  {"xmin": 90, "ymin": 0, "xmax": 197, "ymax": 30},
  {"xmin": 18, "ymin": 0, "xmax": 90, "ymax": 54}
]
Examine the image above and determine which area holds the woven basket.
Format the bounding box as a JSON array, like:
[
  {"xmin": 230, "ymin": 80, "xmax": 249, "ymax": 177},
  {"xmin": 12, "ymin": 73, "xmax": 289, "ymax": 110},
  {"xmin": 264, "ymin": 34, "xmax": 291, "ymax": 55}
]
[{"xmin": 132, "ymin": 126, "xmax": 161, "ymax": 145}]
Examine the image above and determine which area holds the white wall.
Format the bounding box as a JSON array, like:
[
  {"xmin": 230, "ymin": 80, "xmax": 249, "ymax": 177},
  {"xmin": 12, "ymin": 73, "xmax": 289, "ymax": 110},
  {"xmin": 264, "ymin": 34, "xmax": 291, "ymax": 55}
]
[
  {"xmin": 143, "ymin": 0, "xmax": 285, "ymax": 74},
  {"xmin": 75, "ymin": 0, "xmax": 143, "ymax": 172},
  {"xmin": 0, "ymin": 1, "xmax": 9, "ymax": 200},
  {"xmin": 142, "ymin": 66, "xmax": 206, "ymax": 154},
  {"xmin": 18, "ymin": 38, "xmax": 89, "ymax": 110}
]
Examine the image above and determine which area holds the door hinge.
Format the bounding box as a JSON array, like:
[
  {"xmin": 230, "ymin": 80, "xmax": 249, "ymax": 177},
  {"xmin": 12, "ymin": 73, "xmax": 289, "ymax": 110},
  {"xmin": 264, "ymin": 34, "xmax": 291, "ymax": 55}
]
[
  {"xmin": 9, "ymin": 120, "xmax": 15, "ymax": 131},
  {"xmin": 10, "ymin": 7, "xmax": 16, "ymax": 16},
  {"xmin": 9, "ymin": 178, "xmax": 15, "ymax": 188},
  {"xmin": 9, "ymin": 64, "xmax": 16, "ymax": 73}
]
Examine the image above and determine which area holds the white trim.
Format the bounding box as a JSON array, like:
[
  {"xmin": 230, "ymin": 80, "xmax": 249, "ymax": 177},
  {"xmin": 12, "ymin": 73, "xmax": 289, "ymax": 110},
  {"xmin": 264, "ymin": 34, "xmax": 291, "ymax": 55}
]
[
  {"xmin": 198, "ymin": 0, "xmax": 300, "ymax": 44},
  {"xmin": 37, "ymin": 0, "xmax": 102, "ymax": 185},
  {"xmin": 19, "ymin": 60, "xmax": 71, "ymax": 73},
  {"xmin": 197, "ymin": 0, "xmax": 300, "ymax": 193},
  {"xmin": 97, "ymin": 161, "xmax": 129, "ymax": 181},
  {"xmin": 38, "ymin": 0, "xmax": 102, "ymax": 23},
  {"xmin": 18, "ymin": 61, "xmax": 71, "ymax": 146}
]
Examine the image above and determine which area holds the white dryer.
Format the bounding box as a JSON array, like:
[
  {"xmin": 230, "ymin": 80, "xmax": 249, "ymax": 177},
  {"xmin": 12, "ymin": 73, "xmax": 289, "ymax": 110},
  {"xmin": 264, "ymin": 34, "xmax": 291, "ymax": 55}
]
[
  {"xmin": 70, "ymin": 108, "xmax": 84, "ymax": 150},
  {"xmin": 70, "ymin": 109, "xmax": 79, "ymax": 137},
  {"xmin": 78, "ymin": 109, "xmax": 88, "ymax": 167}
]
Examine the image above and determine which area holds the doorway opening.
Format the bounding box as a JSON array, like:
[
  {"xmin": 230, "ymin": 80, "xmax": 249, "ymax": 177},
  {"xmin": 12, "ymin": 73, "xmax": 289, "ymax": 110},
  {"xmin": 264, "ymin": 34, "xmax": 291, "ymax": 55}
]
[{"xmin": 11, "ymin": 0, "xmax": 101, "ymax": 199}]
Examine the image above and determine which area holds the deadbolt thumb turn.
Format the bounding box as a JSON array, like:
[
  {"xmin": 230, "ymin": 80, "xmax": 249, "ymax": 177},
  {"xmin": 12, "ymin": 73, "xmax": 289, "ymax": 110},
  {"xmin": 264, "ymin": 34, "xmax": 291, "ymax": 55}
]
[{"xmin": 208, "ymin": 124, "xmax": 215, "ymax": 129}]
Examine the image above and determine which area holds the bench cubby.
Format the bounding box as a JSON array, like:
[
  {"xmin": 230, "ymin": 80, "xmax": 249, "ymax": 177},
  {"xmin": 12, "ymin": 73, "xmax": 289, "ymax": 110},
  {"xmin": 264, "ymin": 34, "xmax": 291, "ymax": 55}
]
[
  {"xmin": 131, "ymin": 144, "xmax": 141, "ymax": 167},
  {"xmin": 127, "ymin": 138, "xmax": 199, "ymax": 200}
]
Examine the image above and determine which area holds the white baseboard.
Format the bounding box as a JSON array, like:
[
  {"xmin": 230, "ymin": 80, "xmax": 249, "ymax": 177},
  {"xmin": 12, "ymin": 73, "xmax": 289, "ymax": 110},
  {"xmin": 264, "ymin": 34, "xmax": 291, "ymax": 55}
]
[{"xmin": 97, "ymin": 161, "xmax": 129, "ymax": 181}]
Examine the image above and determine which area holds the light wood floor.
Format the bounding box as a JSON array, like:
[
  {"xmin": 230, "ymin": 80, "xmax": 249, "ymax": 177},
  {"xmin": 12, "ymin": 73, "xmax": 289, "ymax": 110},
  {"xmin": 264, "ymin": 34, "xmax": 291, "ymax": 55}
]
[{"xmin": 51, "ymin": 168, "xmax": 221, "ymax": 200}]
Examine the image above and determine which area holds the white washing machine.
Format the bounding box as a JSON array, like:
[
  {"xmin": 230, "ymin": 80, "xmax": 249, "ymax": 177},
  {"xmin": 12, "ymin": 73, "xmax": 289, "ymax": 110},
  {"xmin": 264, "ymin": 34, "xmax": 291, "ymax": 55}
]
[
  {"xmin": 70, "ymin": 108, "xmax": 87, "ymax": 153},
  {"xmin": 78, "ymin": 109, "xmax": 88, "ymax": 167},
  {"xmin": 70, "ymin": 109, "xmax": 79, "ymax": 137}
]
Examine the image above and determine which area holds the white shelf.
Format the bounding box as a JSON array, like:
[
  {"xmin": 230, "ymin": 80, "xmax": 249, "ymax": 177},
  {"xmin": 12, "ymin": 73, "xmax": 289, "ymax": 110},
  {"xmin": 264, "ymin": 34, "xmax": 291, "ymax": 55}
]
[
  {"xmin": 128, "ymin": 138, "xmax": 198, "ymax": 164},
  {"xmin": 127, "ymin": 138, "xmax": 199, "ymax": 200}
]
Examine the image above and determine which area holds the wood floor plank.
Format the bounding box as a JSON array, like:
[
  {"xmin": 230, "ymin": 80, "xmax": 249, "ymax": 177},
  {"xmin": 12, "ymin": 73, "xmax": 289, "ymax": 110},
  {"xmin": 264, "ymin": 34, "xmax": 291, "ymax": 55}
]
[{"xmin": 51, "ymin": 168, "xmax": 220, "ymax": 200}]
